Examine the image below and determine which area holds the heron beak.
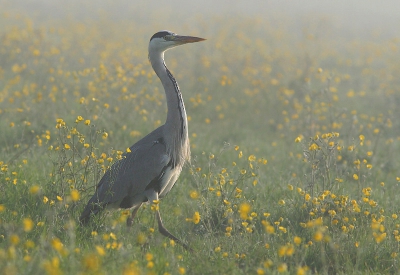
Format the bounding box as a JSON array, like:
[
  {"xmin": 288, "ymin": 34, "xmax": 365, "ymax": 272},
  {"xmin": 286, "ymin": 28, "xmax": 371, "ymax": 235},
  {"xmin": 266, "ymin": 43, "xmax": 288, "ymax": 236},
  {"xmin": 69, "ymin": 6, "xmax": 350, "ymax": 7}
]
[{"xmin": 170, "ymin": 35, "xmax": 206, "ymax": 44}]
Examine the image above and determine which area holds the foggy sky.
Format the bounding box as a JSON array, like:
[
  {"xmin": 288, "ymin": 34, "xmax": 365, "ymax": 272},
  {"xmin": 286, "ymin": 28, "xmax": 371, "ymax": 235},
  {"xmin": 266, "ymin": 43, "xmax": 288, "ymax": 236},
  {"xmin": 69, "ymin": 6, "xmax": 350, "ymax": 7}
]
[{"xmin": 1, "ymin": 0, "xmax": 399, "ymax": 40}]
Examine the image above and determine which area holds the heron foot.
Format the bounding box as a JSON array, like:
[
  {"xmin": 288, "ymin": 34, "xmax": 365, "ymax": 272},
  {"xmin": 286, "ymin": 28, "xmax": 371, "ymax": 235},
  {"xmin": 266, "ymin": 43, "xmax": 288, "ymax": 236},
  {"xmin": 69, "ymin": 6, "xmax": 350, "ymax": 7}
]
[{"xmin": 156, "ymin": 210, "xmax": 192, "ymax": 252}]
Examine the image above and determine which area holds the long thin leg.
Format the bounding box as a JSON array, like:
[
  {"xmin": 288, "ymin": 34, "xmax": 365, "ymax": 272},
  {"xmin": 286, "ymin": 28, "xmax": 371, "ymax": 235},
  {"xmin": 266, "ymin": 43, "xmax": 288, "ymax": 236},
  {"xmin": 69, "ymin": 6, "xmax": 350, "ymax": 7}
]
[
  {"xmin": 143, "ymin": 189, "xmax": 191, "ymax": 251},
  {"xmin": 127, "ymin": 203, "xmax": 142, "ymax": 227},
  {"xmin": 156, "ymin": 210, "xmax": 192, "ymax": 251}
]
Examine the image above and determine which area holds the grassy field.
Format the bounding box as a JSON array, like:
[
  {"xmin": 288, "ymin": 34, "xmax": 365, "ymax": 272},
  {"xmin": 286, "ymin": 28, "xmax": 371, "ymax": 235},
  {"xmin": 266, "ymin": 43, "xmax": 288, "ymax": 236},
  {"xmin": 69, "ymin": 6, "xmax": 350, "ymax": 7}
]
[{"xmin": 1, "ymin": 3, "xmax": 400, "ymax": 274}]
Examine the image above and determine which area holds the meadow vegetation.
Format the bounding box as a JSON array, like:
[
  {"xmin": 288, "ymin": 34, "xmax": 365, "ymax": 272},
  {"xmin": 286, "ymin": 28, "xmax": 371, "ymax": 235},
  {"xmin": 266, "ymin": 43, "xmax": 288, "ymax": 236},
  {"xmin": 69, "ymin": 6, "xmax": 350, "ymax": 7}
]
[{"xmin": 1, "ymin": 5, "xmax": 400, "ymax": 275}]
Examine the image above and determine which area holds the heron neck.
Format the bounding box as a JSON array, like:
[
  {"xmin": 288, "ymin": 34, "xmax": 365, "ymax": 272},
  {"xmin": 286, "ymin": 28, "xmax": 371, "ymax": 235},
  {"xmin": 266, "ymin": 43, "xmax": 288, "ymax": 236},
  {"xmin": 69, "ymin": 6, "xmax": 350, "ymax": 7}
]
[{"xmin": 150, "ymin": 51, "xmax": 190, "ymax": 164}]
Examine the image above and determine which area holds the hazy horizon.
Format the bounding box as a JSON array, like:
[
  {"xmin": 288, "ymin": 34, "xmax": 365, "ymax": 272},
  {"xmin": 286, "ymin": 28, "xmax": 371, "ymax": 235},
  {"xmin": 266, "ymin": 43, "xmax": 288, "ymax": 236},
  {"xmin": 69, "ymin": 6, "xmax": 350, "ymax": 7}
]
[{"xmin": 1, "ymin": 0, "xmax": 399, "ymax": 41}]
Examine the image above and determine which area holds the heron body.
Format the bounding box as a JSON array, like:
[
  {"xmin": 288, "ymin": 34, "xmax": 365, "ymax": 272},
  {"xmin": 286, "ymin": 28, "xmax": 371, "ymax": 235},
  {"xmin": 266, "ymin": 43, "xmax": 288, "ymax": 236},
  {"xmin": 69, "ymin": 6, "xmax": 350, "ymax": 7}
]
[{"xmin": 80, "ymin": 31, "xmax": 205, "ymax": 250}]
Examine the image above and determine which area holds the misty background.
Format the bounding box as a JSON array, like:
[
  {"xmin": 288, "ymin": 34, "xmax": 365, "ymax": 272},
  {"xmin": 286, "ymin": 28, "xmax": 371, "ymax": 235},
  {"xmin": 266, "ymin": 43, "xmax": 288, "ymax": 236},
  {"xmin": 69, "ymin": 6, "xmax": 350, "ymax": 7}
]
[{"xmin": 2, "ymin": 0, "xmax": 399, "ymax": 40}]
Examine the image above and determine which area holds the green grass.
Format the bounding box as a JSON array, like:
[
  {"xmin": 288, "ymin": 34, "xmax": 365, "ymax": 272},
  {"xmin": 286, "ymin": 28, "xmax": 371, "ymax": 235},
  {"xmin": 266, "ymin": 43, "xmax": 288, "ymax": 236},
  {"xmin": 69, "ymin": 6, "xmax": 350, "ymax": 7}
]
[{"xmin": 1, "ymin": 4, "xmax": 400, "ymax": 275}]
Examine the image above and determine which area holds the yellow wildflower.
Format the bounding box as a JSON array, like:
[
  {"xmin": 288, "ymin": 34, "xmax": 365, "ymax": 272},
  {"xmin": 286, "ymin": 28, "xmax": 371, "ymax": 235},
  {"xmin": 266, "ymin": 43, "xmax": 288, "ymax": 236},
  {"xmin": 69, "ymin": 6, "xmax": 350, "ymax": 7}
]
[
  {"xmin": 70, "ymin": 189, "xmax": 80, "ymax": 201},
  {"xmin": 23, "ymin": 218, "xmax": 34, "ymax": 232},
  {"xmin": 239, "ymin": 203, "xmax": 251, "ymax": 220}
]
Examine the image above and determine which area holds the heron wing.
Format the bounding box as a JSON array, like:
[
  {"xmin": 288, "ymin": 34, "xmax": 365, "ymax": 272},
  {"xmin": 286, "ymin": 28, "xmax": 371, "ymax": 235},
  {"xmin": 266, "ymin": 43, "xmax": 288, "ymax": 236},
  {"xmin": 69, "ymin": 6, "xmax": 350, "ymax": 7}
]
[
  {"xmin": 80, "ymin": 128, "xmax": 170, "ymax": 222},
  {"xmin": 99, "ymin": 140, "xmax": 169, "ymax": 203}
]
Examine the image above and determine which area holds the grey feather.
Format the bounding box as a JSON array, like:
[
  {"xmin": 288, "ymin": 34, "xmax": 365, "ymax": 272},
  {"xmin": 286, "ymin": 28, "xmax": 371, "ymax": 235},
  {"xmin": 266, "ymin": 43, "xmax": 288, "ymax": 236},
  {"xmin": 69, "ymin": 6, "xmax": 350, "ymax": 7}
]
[{"xmin": 79, "ymin": 127, "xmax": 170, "ymax": 223}]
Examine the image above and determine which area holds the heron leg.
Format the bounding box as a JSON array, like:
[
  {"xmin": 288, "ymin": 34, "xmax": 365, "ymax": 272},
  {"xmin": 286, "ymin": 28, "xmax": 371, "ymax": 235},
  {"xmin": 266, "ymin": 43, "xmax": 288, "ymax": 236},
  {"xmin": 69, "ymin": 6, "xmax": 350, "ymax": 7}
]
[
  {"xmin": 144, "ymin": 189, "xmax": 191, "ymax": 251},
  {"xmin": 127, "ymin": 203, "xmax": 142, "ymax": 227},
  {"xmin": 156, "ymin": 209, "xmax": 192, "ymax": 251}
]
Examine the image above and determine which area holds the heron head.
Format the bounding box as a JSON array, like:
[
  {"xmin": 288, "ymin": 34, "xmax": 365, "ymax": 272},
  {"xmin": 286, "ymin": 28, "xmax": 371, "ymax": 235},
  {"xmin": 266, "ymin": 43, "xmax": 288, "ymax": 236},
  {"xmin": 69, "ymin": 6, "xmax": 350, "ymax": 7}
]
[{"xmin": 149, "ymin": 30, "xmax": 205, "ymax": 53}]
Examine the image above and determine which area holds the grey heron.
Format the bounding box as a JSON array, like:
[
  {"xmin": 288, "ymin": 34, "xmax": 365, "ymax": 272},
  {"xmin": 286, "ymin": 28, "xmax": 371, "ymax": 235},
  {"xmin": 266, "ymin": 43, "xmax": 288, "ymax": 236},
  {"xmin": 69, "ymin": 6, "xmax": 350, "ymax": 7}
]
[{"xmin": 80, "ymin": 30, "xmax": 205, "ymax": 250}]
